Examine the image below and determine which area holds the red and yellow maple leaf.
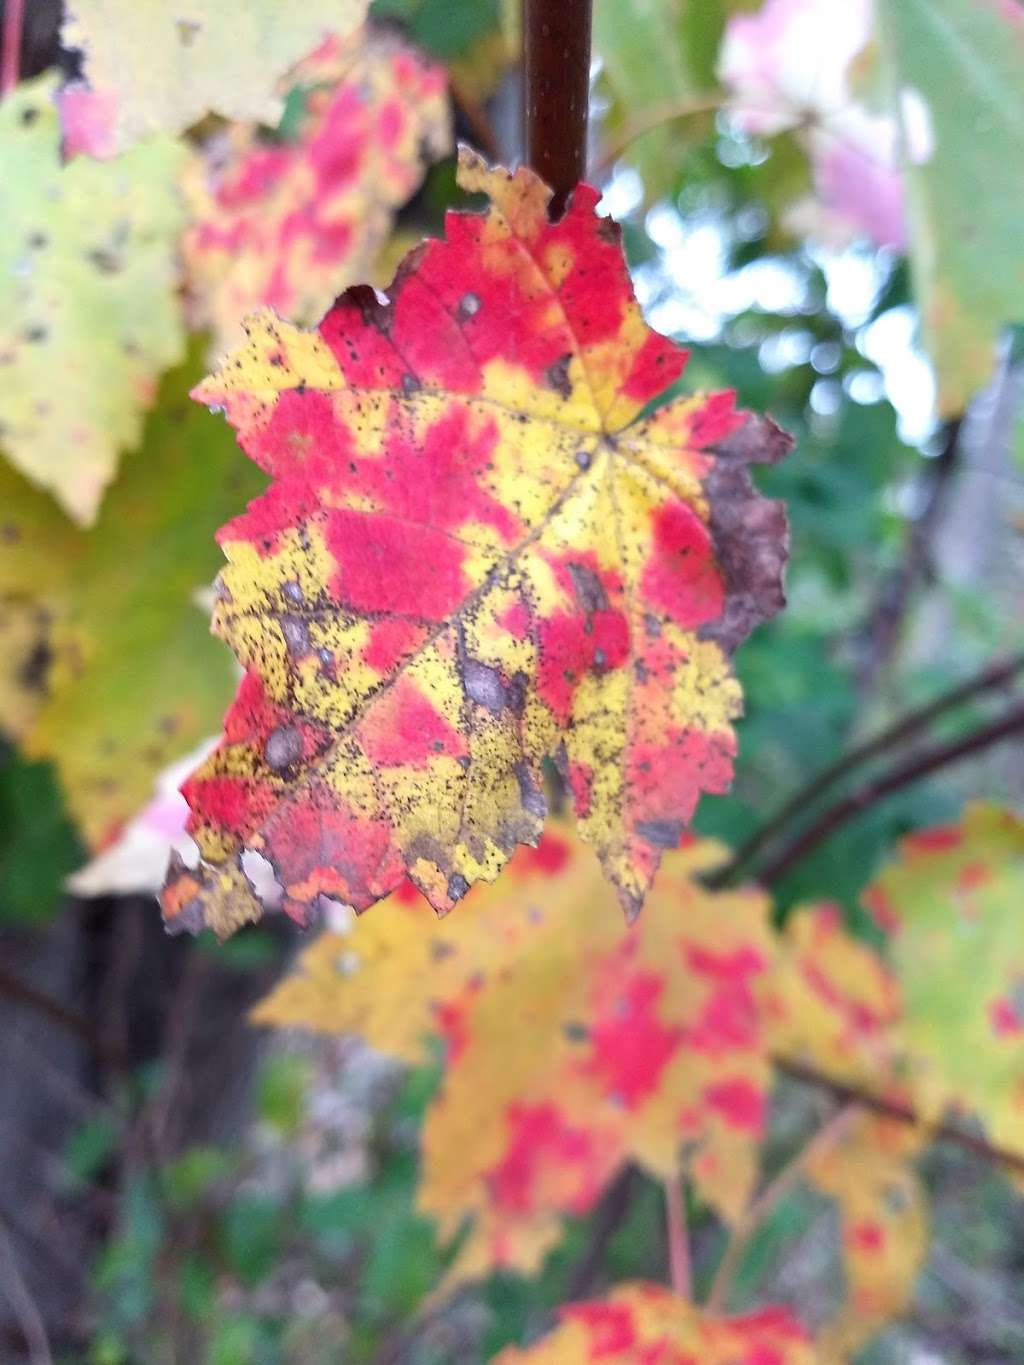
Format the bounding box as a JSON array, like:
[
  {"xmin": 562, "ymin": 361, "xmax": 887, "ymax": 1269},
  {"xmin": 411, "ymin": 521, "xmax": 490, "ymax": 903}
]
[
  {"xmin": 162, "ymin": 149, "xmax": 790, "ymax": 937},
  {"xmin": 491, "ymin": 1283, "xmax": 816, "ymax": 1364},
  {"xmin": 767, "ymin": 902, "xmax": 902, "ymax": 1089},
  {"xmin": 863, "ymin": 802, "xmax": 1024, "ymax": 1156},
  {"xmin": 256, "ymin": 829, "xmax": 778, "ymax": 1285},
  {"xmin": 182, "ymin": 28, "xmax": 451, "ymax": 352}
]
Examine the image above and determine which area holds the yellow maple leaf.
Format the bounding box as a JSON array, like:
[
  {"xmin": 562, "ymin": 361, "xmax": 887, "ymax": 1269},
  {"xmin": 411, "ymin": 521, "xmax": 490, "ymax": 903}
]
[
  {"xmin": 807, "ymin": 1112, "xmax": 927, "ymax": 1361},
  {"xmin": 257, "ymin": 829, "xmax": 777, "ymax": 1287},
  {"xmin": 768, "ymin": 901, "xmax": 902, "ymax": 1089}
]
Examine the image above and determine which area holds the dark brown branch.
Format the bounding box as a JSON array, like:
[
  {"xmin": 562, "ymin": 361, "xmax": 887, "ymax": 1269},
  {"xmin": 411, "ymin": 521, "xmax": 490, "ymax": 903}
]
[
  {"xmin": 566, "ymin": 1164, "xmax": 639, "ymax": 1299},
  {"xmin": 775, "ymin": 1056, "xmax": 1024, "ymax": 1177},
  {"xmin": 856, "ymin": 417, "xmax": 963, "ymax": 690},
  {"xmin": 754, "ymin": 700, "xmax": 1024, "ymax": 888},
  {"xmin": 706, "ymin": 651, "xmax": 1024, "ymax": 889},
  {"xmin": 0, "ymin": 962, "xmax": 125, "ymax": 1069},
  {"xmin": 523, "ymin": 0, "xmax": 593, "ymax": 214}
]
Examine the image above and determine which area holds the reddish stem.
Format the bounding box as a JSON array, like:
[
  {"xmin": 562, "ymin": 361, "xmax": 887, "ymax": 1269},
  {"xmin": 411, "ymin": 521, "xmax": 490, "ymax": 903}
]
[
  {"xmin": 1, "ymin": 0, "xmax": 24, "ymax": 96},
  {"xmin": 664, "ymin": 1177, "xmax": 691, "ymax": 1300},
  {"xmin": 523, "ymin": 0, "xmax": 593, "ymax": 213}
]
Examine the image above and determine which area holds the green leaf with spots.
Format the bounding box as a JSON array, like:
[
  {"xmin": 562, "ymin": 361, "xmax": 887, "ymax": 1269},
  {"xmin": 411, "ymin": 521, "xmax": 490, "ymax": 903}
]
[
  {"xmin": 866, "ymin": 803, "xmax": 1024, "ymax": 1156},
  {"xmin": 0, "ymin": 74, "xmax": 186, "ymax": 523}
]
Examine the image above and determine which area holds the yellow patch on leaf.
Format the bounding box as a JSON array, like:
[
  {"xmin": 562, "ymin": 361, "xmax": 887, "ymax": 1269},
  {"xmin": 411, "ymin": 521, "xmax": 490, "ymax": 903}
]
[
  {"xmin": 182, "ymin": 28, "xmax": 451, "ymax": 352},
  {"xmin": 491, "ymin": 1282, "xmax": 817, "ymax": 1364},
  {"xmin": 807, "ymin": 1113, "xmax": 927, "ymax": 1360},
  {"xmin": 164, "ymin": 149, "xmax": 790, "ymax": 937},
  {"xmin": 256, "ymin": 830, "xmax": 778, "ymax": 1287}
]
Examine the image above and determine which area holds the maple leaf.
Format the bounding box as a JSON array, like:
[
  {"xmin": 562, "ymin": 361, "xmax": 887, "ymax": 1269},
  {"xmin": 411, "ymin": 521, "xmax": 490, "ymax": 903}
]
[
  {"xmin": 256, "ymin": 830, "xmax": 777, "ymax": 1285},
  {"xmin": 60, "ymin": 0, "xmax": 368, "ymax": 154},
  {"xmin": 491, "ymin": 1282, "xmax": 816, "ymax": 1364},
  {"xmin": 863, "ymin": 802, "xmax": 1024, "ymax": 1155},
  {"xmin": 0, "ymin": 74, "xmax": 185, "ymax": 524},
  {"xmin": 164, "ymin": 148, "xmax": 790, "ymax": 937},
  {"xmin": 0, "ymin": 346, "xmax": 263, "ymax": 849},
  {"xmin": 806, "ymin": 1112, "xmax": 927, "ymax": 1361},
  {"xmin": 767, "ymin": 901, "xmax": 902, "ymax": 1089},
  {"xmin": 181, "ymin": 28, "xmax": 451, "ymax": 352}
]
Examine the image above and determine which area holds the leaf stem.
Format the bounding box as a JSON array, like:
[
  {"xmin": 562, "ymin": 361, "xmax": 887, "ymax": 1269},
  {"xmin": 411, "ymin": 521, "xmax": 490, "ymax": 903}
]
[
  {"xmin": 664, "ymin": 1176, "xmax": 691, "ymax": 1300},
  {"xmin": 706, "ymin": 651, "xmax": 1024, "ymax": 889},
  {"xmin": 1, "ymin": 0, "xmax": 25, "ymax": 96},
  {"xmin": 754, "ymin": 700, "xmax": 1024, "ymax": 887},
  {"xmin": 595, "ymin": 95, "xmax": 726, "ymax": 175},
  {"xmin": 523, "ymin": 0, "xmax": 593, "ymax": 213},
  {"xmin": 706, "ymin": 1103, "xmax": 859, "ymax": 1314}
]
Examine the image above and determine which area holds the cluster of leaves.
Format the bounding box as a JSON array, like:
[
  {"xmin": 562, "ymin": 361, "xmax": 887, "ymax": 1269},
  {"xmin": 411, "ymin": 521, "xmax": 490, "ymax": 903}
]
[
  {"xmin": 0, "ymin": 0, "xmax": 463, "ymax": 901},
  {"xmin": 249, "ymin": 802, "xmax": 1022, "ymax": 1360},
  {"xmin": 1, "ymin": 0, "xmax": 1023, "ymax": 1362}
]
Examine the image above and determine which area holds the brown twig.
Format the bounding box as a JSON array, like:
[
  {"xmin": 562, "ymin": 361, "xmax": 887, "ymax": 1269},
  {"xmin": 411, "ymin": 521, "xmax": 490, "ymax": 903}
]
[
  {"xmin": 706, "ymin": 1103, "xmax": 859, "ymax": 1314},
  {"xmin": 705, "ymin": 651, "xmax": 1024, "ymax": 889},
  {"xmin": 1, "ymin": 0, "xmax": 25, "ymax": 95},
  {"xmin": 0, "ymin": 962, "xmax": 125, "ymax": 1070},
  {"xmin": 774, "ymin": 1057, "xmax": 1024, "ymax": 1177},
  {"xmin": 754, "ymin": 700, "xmax": 1024, "ymax": 888},
  {"xmin": 0, "ymin": 1214, "xmax": 52, "ymax": 1365},
  {"xmin": 523, "ymin": 0, "xmax": 592, "ymax": 213},
  {"xmin": 664, "ymin": 1177, "xmax": 691, "ymax": 1300},
  {"xmin": 595, "ymin": 95, "xmax": 725, "ymax": 175},
  {"xmin": 856, "ymin": 417, "xmax": 963, "ymax": 690}
]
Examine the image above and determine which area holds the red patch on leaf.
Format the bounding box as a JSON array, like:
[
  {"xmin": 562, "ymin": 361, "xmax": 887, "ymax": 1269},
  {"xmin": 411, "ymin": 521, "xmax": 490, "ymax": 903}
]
[
  {"xmin": 562, "ymin": 1302, "xmax": 638, "ymax": 1354},
  {"xmin": 990, "ymin": 995, "xmax": 1024, "ymax": 1038},
  {"xmin": 360, "ymin": 678, "xmax": 467, "ymax": 768},
  {"xmin": 848, "ymin": 1220, "xmax": 886, "ymax": 1252},
  {"xmin": 703, "ymin": 1077, "xmax": 765, "ymax": 1132},
  {"xmin": 582, "ymin": 968, "xmax": 683, "ymax": 1108},
  {"xmin": 642, "ymin": 502, "xmax": 725, "ymax": 629},
  {"xmin": 487, "ymin": 1103, "xmax": 603, "ymax": 1215}
]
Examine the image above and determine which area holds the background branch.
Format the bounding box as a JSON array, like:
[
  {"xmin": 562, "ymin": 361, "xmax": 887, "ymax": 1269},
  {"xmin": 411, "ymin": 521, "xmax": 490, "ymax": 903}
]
[
  {"xmin": 775, "ymin": 1056, "xmax": 1024, "ymax": 1177},
  {"xmin": 856, "ymin": 417, "xmax": 963, "ymax": 690},
  {"xmin": 706, "ymin": 651, "xmax": 1024, "ymax": 889},
  {"xmin": 754, "ymin": 700, "xmax": 1024, "ymax": 887}
]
